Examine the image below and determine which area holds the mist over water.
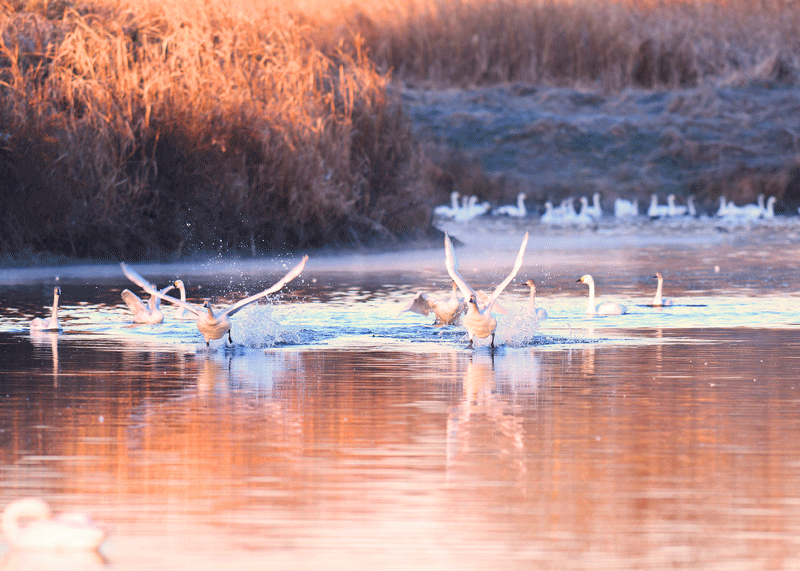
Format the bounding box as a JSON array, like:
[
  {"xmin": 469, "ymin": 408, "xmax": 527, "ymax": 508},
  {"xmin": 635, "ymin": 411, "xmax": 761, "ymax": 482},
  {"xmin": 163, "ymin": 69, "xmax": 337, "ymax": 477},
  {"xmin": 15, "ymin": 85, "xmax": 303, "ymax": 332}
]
[{"xmin": 1, "ymin": 221, "xmax": 800, "ymax": 570}]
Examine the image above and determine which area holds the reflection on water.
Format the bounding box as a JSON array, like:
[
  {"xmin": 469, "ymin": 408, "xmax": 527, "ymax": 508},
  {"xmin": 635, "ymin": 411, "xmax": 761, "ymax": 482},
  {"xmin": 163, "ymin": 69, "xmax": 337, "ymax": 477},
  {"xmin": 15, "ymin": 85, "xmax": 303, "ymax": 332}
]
[{"xmin": 1, "ymin": 233, "xmax": 800, "ymax": 569}]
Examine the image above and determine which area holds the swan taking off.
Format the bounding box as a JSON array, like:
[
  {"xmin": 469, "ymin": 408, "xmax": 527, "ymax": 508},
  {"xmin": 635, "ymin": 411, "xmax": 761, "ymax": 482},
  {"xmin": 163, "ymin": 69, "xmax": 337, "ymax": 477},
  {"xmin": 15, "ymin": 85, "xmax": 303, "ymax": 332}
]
[
  {"xmin": 651, "ymin": 272, "xmax": 673, "ymax": 307},
  {"xmin": 1, "ymin": 498, "xmax": 105, "ymax": 551},
  {"xmin": 398, "ymin": 281, "xmax": 465, "ymax": 326},
  {"xmin": 577, "ymin": 274, "xmax": 627, "ymax": 315},
  {"xmin": 30, "ymin": 287, "xmax": 62, "ymax": 332},
  {"xmin": 121, "ymin": 283, "xmax": 174, "ymax": 324},
  {"xmin": 524, "ymin": 279, "xmax": 548, "ymax": 321},
  {"xmin": 121, "ymin": 256, "xmax": 308, "ymax": 346},
  {"xmin": 444, "ymin": 231, "xmax": 529, "ymax": 348}
]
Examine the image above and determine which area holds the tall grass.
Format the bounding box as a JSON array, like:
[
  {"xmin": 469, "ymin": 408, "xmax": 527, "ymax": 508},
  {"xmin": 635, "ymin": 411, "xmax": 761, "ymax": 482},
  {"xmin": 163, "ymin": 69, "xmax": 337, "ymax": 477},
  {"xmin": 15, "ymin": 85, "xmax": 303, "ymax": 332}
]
[
  {"xmin": 0, "ymin": 0, "xmax": 432, "ymax": 259},
  {"xmin": 2, "ymin": 0, "xmax": 799, "ymax": 260}
]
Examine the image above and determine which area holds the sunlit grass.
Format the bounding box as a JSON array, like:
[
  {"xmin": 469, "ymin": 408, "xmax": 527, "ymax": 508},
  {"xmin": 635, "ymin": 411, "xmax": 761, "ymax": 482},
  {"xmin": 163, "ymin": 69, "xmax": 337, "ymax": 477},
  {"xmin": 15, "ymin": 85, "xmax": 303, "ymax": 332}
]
[{"xmin": 0, "ymin": 0, "xmax": 797, "ymax": 259}]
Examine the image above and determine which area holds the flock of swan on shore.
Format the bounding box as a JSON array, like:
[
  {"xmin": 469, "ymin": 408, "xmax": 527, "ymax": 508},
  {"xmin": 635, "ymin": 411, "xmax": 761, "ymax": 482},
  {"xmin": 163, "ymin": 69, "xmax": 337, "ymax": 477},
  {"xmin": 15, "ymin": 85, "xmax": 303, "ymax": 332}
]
[{"xmin": 438, "ymin": 191, "xmax": 782, "ymax": 225}]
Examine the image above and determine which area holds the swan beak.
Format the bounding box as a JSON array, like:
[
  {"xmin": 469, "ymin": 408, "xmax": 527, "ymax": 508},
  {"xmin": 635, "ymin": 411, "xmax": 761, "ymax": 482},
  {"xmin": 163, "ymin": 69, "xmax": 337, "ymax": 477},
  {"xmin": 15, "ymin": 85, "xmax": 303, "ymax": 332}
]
[{"xmin": 575, "ymin": 277, "xmax": 582, "ymax": 283}]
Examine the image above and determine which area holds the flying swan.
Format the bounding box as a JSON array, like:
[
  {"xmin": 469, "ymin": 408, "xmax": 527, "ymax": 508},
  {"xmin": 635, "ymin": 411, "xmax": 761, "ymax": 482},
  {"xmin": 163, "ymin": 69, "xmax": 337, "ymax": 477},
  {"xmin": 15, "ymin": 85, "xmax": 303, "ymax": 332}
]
[
  {"xmin": 121, "ymin": 283, "xmax": 175, "ymax": 324},
  {"xmin": 398, "ymin": 281, "xmax": 465, "ymax": 326},
  {"xmin": 444, "ymin": 231, "xmax": 529, "ymax": 348},
  {"xmin": 577, "ymin": 274, "xmax": 627, "ymax": 315},
  {"xmin": 120, "ymin": 256, "xmax": 308, "ymax": 345},
  {"xmin": 1, "ymin": 497, "xmax": 105, "ymax": 551},
  {"xmin": 30, "ymin": 286, "xmax": 62, "ymax": 332}
]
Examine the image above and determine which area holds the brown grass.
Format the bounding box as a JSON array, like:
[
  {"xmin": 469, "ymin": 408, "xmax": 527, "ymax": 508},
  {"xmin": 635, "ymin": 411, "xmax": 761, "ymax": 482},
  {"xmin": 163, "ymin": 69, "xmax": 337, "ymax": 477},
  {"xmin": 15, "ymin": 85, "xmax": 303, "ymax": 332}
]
[{"xmin": 1, "ymin": 0, "xmax": 799, "ymax": 260}]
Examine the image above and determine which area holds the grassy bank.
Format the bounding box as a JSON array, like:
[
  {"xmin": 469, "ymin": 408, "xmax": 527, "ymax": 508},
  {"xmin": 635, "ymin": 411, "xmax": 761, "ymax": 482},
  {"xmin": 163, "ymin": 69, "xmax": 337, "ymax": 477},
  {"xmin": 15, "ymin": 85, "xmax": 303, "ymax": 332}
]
[{"xmin": 1, "ymin": 0, "xmax": 799, "ymax": 261}]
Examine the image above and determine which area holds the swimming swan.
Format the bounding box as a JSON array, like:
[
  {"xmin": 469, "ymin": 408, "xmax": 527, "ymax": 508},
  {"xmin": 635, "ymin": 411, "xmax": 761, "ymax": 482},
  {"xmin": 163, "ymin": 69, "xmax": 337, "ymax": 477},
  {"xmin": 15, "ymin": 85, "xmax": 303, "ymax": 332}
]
[
  {"xmin": 120, "ymin": 256, "xmax": 308, "ymax": 345},
  {"xmin": 398, "ymin": 281, "xmax": 465, "ymax": 326},
  {"xmin": 1, "ymin": 498, "xmax": 105, "ymax": 551},
  {"xmin": 493, "ymin": 193, "xmax": 527, "ymax": 217},
  {"xmin": 524, "ymin": 279, "xmax": 548, "ymax": 321},
  {"xmin": 121, "ymin": 283, "xmax": 174, "ymax": 324},
  {"xmin": 577, "ymin": 274, "xmax": 627, "ymax": 315},
  {"xmin": 30, "ymin": 287, "xmax": 62, "ymax": 332},
  {"xmin": 444, "ymin": 231, "xmax": 529, "ymax": 348},
  {"xmin": 172, "ymin": 280, "xmax": 197, "ymax": 320},
  {"xmin": 433, "ymin": 191, "xmax": 460, "ymax": 219},
  {"xmin": 651, "ymin": 272, "xmax": 673, "ymax": 307}
]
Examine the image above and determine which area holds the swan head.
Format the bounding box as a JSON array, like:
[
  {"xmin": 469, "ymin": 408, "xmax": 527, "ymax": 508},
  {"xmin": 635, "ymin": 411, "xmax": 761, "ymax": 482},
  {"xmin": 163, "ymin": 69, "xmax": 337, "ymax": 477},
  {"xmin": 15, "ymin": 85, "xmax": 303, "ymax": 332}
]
[
  {"xmin": 577, "ymin": 274, "xmax": 593, "ymax": 285},
  {"xmin": 524, "ymin": 279, "xmax": 536, "ymax": 291},
  {"xmin": 174, "ymin": 280, "xmax": 184, "ymax": 289},
  {"xmin": 203, "ymin": 299, "xmax": 215, "ymax": 316},
  {"xmin": 468, "ymin": 295, "xmax": 479, "ymax": 307},
  {"xmin": 653, "ymin": 272, "xmax": 664, "ymax": 280}
]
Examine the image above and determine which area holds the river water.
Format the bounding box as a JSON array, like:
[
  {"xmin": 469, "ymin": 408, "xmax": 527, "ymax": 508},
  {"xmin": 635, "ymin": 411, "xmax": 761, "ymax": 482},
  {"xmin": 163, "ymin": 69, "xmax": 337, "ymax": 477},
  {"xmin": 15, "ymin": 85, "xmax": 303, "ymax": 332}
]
[{"xmin": 2, "ymin": 218, "xmax": 800, "ymax": 570}]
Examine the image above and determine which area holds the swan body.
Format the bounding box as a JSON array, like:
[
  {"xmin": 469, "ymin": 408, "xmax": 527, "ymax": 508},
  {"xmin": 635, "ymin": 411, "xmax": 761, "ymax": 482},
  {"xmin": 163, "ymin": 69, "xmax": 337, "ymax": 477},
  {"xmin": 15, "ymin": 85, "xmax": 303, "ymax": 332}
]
[
  {"xmin": 575, "ymin": 197, "xmax": 596, "ymax": 225},
  {"xmin": 666, "ymin": 194, "xmax": 687, "ymax": 217},
  {"xmin": 434, "ymin": 191, "xmax": 460, "ymax": 219},
  {"xmin": 172, "ymin": 280, "xmax": 197, "ymax": 320},
  {"xmin": 614, "ymin": 198, "xmax": 639, "ymax": 218},
  {"xmin": 399, "ymin": 282, "xmax": 465, "ymax": 326},
  {"xmin": 30, "ymin": 287, "xmax": 62, "ymax": 332},
  {"xmin": 1, "ymin": 498, "xmax": 105, "ymax": 551},
  {"xmin": 722, "ymin": 194, "xmax": 766, "ymax": 219},
  {"xmin": 444, "ymin": 231, "xmax": 529, "ymax": 348},
  {"xmin": 577, "ymin": 274, "xmax": 627, "ymax": 315},
  {"xmin": 121, "ymin": 256, "xmax": 308, "ymax": 345},
  {"xmin": 493, "ymin": 193, "xmax": 527, "ymax": 217},
  {"xmin": 121, "ymin": 284, "xmax": 174, "ymax": 324},
  {"xmin": 454, "ymin": 195, "xmax": 490, "ymax": 222},
  {"xmin": 648, "ymin": 194, "xmax": 669, "ymax": 218},
  {"xmin": 651, "ymin": 272, "xmax": 673, "ymax": 307},
  {"xmin": 524, "ymin": 279, "xmax": 548, "ymax": 321}
]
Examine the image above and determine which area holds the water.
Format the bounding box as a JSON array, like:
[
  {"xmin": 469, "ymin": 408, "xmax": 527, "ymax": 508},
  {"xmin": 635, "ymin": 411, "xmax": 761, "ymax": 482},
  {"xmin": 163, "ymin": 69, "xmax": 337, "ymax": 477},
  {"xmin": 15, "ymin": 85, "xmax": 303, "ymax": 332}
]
[{"xmin": 2, "ymin": 220, "xmax": 800, "ymax": 570}]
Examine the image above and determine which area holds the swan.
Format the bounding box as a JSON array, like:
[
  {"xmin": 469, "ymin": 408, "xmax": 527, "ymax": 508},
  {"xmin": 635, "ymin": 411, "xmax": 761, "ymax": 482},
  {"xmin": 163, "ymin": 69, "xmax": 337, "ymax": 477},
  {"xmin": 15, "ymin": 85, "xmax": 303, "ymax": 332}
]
[
  {"xmin": 614, "ymin": 198, "xmax": 638, "ymax": 218},
  {"xmin": 172, "ymin": 280, "xmax": 197, "ymax": 320},
  {"xmin": 454, "ymin": 195, "xmax": 490, "ymax": 221},
  {"xmin": 1, "ymin": 498, "xmax": 105, "ymax": 551},
  {"xmin": 584, "ymin": 192, "xmax": 602, "ymax": 219},
  {"xmin": 444, "ymin": 231, "xmax": 529, "ymax": 348},
  {"xmin": 120, "ymin": 256, "xmax": 308, "ymax": 345},
  {"xmin": 763, "ymin": 196, "xmax": 776, "ymax": 219},
  {"xmin": 687, "ymin": 196, "xmax": 697, "ymax": 217},
  {"xmin": 648, "ymin": 194, "xmax": 669, "ymax": 218},
  {"xmin": 575, "ymin": 197, "xmax": 596, "ymax": 225},
  {"xmin": 433, "ymin": 191, "xmax": 460, "ymax": 219},
  {"xmin": 398, "ymin": 281, "xmax": 465, "ymax": 326},
  {"xmin": 493, "ymin": 193, "xmax": 527, "ymax": 217},
  {"xmin": 651, "ymin": 272, "xmax": 673, "ymax": 307},
  {"xmin": 666, "ymin": 194, "xmax": 687, "ymax": 217},
  {"xmin": 121, "ymin": 283, "xmax": 175, "ymax": 324},
  {"xmin": 30, "ymin": 287, "xmax": 62, "ymax": 332},
  {"xmin": 716, "ymin": 196, "xmax": 730, "ymax": 217},
  {"xmin": 577, "ymin": 274, "xmax": 627, "ymax": 315},
  {"xmin": 723, "ymin": 195, "xmax": 765, "ymax": 219},
  {"xmin": 540, "ymin": 201, "xmax": 560, "ymax": 225},
  {"xmin": 524, "ymin": 279, "xmax": 548, "ymax": 321}
]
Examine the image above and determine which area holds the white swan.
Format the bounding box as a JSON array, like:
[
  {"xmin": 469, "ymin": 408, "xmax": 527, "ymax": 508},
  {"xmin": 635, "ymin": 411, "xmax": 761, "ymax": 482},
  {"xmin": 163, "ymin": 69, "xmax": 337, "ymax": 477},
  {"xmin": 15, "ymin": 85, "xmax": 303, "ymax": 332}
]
[
  {"xmin": 651, "ymin": 272, "xmax": 673, "ymax": 307},
  {"xmin": 433, "ymin": 191, "xmax": 460, "ymax": 219},
  {"xmin": 444, "ymin": 231, "xmax": 529, "ymax": 348},
  {"xmin": 1, "ymin": 498, "xmax": 105, "ymax": 551},
  {"xmin": 577, "ymin": 274, "xmax": 627, "ymax": 315},
  {"xmin": 575, "ymin": 197, "xmax": 596, "ymax": 225},
  {"xmin": 454, "ymin": 195, "xmax": 490, "ymax": 222},
  {"xmin": 648, "ymin": 194, "xmax": 669, "ymax": 218},
  {"xmin": 121, "ymin": 283, "xmax": 174, "ymax": 325},
  {"xmin": 716, "ymin": 196, "xmax": 730, "ymax": 217},
  {"xmin": 614, "ymin": 198, "xmax": 638, "ymax": 218},
  {"xmin": 763, "ymin": 196, "xmax": 776, "ymax": 219},
  {"xmin": 493, "ymin": 193, "xmax": 527, "ymax": 217},
  {"xmin": 584, "ymin": 192, "xmax": 602, "ymax": 219},
  {"xmin": 172, "ymin": 280, "xmax": 197, "ymax": 320},
  {"xmin": 398, "ymin": 281, "xmax": 465, "ymax": 326},
  {"xmin": 120, "ymin": 256, "xmax": 308, "ymax": 345},
  {"xmin": 30, "ymin": 287, "xmax": 62, "ymax": 332},
  {"xmin": 666, "ymin": 194, "xmax": 687, "ymax": 217},
  {"xmin": 524, "ymin": 279, "xmax": 548, "ymax": 321}
]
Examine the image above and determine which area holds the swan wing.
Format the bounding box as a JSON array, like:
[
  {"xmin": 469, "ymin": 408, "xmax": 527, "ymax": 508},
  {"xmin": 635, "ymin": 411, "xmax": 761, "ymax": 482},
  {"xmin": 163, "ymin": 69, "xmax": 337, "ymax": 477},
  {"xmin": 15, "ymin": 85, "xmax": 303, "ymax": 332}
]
[
  {"xmin": 485, "ymin": 231, "xmax": 529, "ymax": 310},
  {"xmin": 121, "ymin": 289, "xmax": 149, "ymax": 319},
  {"xmin": 476, "ymin": 290, "xmax": 507, "ymax": 315},
  {"xmin": 398, "ymin": 292, "xmax": 433, "ymax": 317},
  {"xmin": 444, "ymin": 232, "xmax": 476, "ymax": 302},
  {"xmin": 120, "ymin": 263, "xmax": 202, "ymax": 316},
  {"xmin": 222, "ymin": 255, "xmax": 308, "ymax": 318}
]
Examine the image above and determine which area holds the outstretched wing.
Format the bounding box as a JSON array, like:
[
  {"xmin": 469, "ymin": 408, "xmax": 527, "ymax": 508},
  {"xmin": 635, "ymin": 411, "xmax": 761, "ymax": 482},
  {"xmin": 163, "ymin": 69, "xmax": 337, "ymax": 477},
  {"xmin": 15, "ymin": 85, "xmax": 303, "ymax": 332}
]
[
  {"xmin": 484, "ymin": 231, "xmax": 529, "ymax": 311},
  {"xmin": 444, "ymin": 232, "xmax": 476, "ymax": 303},
  {"xmin": 397, "ymin": 292, "xmax": 434, "ymax": 317},
  {"xmin": 121, "ymin": 289, "xmax": 149, "ymax": 319},
  {"xmin": 223, "ymin": 255, "xmax": 309, "ymax": 318},
  {"xmin": 120, "ymin": 263, "xmax": 202, "ymax": 317}
]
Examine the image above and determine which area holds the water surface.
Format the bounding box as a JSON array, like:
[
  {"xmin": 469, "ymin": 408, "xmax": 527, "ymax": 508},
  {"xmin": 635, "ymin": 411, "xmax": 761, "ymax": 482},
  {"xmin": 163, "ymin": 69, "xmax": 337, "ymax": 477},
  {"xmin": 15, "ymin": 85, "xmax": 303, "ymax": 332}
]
[{"xmin": 1, "ymin": 221, "xmax": 800, "ymax": 570}]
